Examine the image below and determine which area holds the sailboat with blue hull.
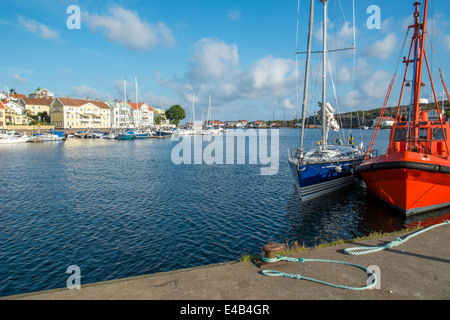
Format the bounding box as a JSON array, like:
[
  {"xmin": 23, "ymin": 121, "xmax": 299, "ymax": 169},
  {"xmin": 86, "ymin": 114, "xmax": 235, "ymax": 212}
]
[{"xmin": 288, "ymin": 0, "xmax": 365, "ymax": 201}]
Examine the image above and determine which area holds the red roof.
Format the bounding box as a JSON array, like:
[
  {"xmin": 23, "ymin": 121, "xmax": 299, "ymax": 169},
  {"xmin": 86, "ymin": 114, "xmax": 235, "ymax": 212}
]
[
  {"xmin": 12, "ymin": 94, "xmax": 27, "ymax": 99},
  {"xmin": 0, "ymin": 101, "xmax": 5, "ymax": 109},
  {"xmin": 129, "ymin": 102, "xmax": 155, "ymax": 111},
  {"xmin": 20, "ymin": 97, "xmax": 54, "ymax": 106},
  {"xmin": 57, "ymin": 97, "xmax": 110, "ymax": 109}
]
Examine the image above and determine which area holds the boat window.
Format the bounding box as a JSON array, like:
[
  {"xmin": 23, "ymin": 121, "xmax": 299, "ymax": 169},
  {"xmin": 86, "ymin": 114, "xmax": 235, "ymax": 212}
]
[
  {"xmin": 433, "ymin": 128, "xmax": 447, "ymax": 140},
  {"xmin": 393, "ymin": 128, "xmax": 407, "ymax": 141},
  {"xmin": 419, "ymin": 128, "xmax": 428, "ymax": 140}
]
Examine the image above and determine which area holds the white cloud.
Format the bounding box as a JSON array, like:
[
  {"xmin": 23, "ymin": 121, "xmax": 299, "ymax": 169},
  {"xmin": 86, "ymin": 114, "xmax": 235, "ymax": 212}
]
[
  {"xmin": 71, "ymin": 84, "xmax": 100, "ymax": 100},
  {"xmin": 240, "ymin": 56, "xmax": 296, "ymax": 98},
  {"xmin": 156, "ymin": 38, "xmax": 297, "ymax": 110},
  {"xmin": 356, "ymin": 59, "xmax": 392, "ymax": 100},
  {"xmin": 11, "ymin": 72, "xmax": 28, "ymax": 83},
  {"xmin": 188, "ymin": 38, "xmax": 239, "ymax": 81},
  {"xmin": 84, "ymin": 6, "xmax": 174, "ymax": 51},
  {"xmin": 365, "ymin": 33, "xmax": 397, "ymax": 59},
  {"xmin": 113, "ymin": 79, "xmax": 134, "ymax": 101},
  {"xmin": 17, "ymin": 16, "xmax": 60, "ymax": 41},
  {"xmin": 227, "ymin": 9, "xmax": 242, "ymax": 21},
  {"xmin": 142, "ymin": 91, "xmax": 178, "ymax": 108},
  {"xmin": 445, "ymin": 35, "xmax": 450, "ymax": 52}
]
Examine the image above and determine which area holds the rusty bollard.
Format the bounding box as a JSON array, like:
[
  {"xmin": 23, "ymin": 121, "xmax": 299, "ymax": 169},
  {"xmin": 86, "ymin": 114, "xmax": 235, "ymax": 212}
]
[{"xmin": 255, "ymin": 242, "xmax": 286, "ymax": 269}]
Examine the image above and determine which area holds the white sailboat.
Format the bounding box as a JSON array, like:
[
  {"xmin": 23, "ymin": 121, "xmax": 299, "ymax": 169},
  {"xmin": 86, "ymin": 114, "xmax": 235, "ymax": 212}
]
[
  {"xmin": 0, "ymin": 100, "xmax": 30, "ymax": 144},
  {"xmin": 202, "ymin": 95, "xmax": 222, "ymax": 135},
  {"xmin": 288, "ymin": 0, "xmax": 365, "ymax": 201}
]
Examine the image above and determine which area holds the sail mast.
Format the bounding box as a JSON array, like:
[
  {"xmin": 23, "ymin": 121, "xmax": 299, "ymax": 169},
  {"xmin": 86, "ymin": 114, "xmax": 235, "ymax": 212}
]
[
  {"xmin": 135, "ymin": 75, "xmax": 139, "ymax": 128},
  {"xmin": 321, "ymin": 0, "xmax": 328, "ymax": 150},
  {"xmin": 300, "ymin": 0, "xmax": 314, "ymax": 154},
  {"xmin": 412, "ymin": 0, "xmax": 429, "ymax": 141}
]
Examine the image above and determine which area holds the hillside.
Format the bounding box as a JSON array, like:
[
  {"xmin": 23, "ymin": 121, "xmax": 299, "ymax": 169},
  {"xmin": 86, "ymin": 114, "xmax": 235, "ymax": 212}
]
[{"xmin": 299, "ymin": 101, "xmax": 450, "ymax": 128}]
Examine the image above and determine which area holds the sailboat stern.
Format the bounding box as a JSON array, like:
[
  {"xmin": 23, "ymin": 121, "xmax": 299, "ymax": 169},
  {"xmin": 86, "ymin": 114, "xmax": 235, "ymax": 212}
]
[{"xmin": 289, "ymin": 153, "xmax": 364, "ymax": 201}]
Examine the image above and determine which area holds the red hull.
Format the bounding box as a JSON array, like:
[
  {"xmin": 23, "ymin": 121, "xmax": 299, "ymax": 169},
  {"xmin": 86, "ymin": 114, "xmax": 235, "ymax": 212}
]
[
  {"xmin": 358, "ymin": 152, "xmax": 450, "ymax": 216},
  {"xmin": 358, "ymin": 1, "xmax": 450, "ymax": 216}
]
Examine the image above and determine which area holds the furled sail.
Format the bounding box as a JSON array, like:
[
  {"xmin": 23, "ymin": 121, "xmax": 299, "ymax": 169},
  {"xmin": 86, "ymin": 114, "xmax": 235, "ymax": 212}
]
[{"xmin": 318, "ymin": 102, "xmax": 340, "ymax": 132}]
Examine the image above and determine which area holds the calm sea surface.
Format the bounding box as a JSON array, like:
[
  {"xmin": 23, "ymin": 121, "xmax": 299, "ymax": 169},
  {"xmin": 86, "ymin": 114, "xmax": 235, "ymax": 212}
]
[{"xmin": 1, "ymin": 128, "xmax": 449, "ymax": 297}]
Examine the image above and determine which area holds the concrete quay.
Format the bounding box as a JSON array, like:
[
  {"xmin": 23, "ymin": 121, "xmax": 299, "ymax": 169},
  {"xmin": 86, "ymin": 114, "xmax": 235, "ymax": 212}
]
[{"xmin": 4, "ymin": 224, "xmax": 450, "ymax": 301}]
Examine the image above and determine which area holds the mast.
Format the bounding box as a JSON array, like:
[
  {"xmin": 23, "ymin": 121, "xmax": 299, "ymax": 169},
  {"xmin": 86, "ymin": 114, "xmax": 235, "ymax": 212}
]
[
  {"xmin": 124, "ymin": 80, "xmax": 127, "ymax": 128},
  {"xmin": 320, "ymin": 0, "xmax": 328, "ymax": 150},
  {"xmin": 411, "ymin": 0, "xmax": 428, "ymax": 143},
  {"xmin": 300, "ymin": 0, "xmax": 314, "ymax": 154},
  {"xmin": 135, "ymin": 75, "xmax": 139, "ymax": 128}
]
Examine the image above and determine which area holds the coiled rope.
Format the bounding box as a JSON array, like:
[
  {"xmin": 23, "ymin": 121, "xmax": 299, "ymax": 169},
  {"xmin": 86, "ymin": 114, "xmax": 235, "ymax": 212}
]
[
  {"xmin": 261, "ymin": 220, "xmax": 449, "ymax": 290},
  {"xmin": 344, "ymin": 220, "xmax": 450, "ymax": 256},
  {"xmin": 261, "ymin": 256, "xmax": 377, "ymax": 291}
]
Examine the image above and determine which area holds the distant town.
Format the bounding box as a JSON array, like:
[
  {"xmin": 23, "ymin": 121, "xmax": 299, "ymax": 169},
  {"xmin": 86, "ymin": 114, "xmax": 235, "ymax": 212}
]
[{"xmin": 1, "ymin": 86, "xmax": 449, "ymax": 131}]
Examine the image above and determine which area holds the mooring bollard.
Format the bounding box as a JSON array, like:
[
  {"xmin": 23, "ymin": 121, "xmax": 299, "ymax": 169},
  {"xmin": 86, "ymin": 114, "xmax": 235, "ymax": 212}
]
[{"xmin": 255, "ymin": 242, "xmax": 286, "ymax": 269}]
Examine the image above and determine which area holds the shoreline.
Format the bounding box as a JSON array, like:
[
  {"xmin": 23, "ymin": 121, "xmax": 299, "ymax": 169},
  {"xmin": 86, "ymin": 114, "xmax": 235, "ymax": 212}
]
[{"xmin": 3, "ymin": 223, "xmax": 449, "ymax": 300}]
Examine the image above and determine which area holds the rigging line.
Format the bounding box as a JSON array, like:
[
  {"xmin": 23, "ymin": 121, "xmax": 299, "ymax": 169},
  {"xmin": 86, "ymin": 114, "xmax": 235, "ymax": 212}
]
[
  {"xmin": 350, "ymin": 0, "xmax": 359, "ymax": 138},
  {"xmin": 366, "ymin": 28, "xmax": 410, "ymax": 159},
  {"xmin": 326, "ymin": 57, "xmax": 345, "ymax": 140},
  {"xmin": 296, "ymin": 0, "xmax": 300, "ymax": 147},
  {"xmin": 426, "ymin": 31, "xmax": 449, "ymax": 105}
]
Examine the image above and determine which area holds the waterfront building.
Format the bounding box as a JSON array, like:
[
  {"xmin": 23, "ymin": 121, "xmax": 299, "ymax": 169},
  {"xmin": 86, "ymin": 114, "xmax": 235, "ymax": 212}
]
[
  {"xmin": 29, "ymin": 87, "xmax": 54, "ymax": 99},
  {"xmin": 105, "ymin": 100, "xmax": 133, "ymax": 129},
  {"xmin": 10, "ymin": 94, "xmax": 27, "ymax": 102},
  {"xmin": 18, "ymin": 97, "xmax": 54, "ymax": 116},
  {"xmin": 248, "ymin": 121, "xmax": 265, "ymax": 128},
  {"xmin": 50, "ymin": 96, "xmax": 111, "ymax": 129},
  {"xmin": 224, "ymin": 121, "xmax": 237, "ymax": 128},
  {"xmin": 0, "ymin": 101, "xmax": 5, "ymax": 127},
  {"xmin": 372, "ymin": 116, "xmax": 395, "ymax": 128},
  {"xmin": 129, "ymin": 102, "xmax": 155, "ymax": 127},
  {"xmin": 236, "ymin": 120, "xmax": 248, "ymax": 128},
  {"xmin": 2, "ymin": 100, "xmax": 32, "ymax": 125}
]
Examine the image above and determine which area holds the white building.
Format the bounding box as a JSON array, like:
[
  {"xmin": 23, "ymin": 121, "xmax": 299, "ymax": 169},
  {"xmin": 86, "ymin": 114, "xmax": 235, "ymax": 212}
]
[
  {"xmin": 106, "ymin": 100, "xmax": 133, "ymax": 129},
  {"xmin": 373, "ymin": 116, "xmax": 395, "ymax": 128},
  {"xmin": 130, "ymin": 102, "xmax": 155, "ymax": 127}
]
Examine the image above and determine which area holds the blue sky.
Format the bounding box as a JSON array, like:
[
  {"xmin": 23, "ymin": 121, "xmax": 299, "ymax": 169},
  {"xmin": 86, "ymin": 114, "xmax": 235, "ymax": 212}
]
[{"xmin": 1, "ymin": 0, "xmax": 450, "ymax": 123}]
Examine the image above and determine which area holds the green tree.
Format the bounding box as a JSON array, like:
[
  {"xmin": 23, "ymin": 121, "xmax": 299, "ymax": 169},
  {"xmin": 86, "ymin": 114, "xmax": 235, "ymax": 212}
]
[
  {"xmin": 165, "ymin": 105, "xmax": 186, "ymax": 126},
  {"xmin": 154, "ymin": 113, "xmax": 165, "ymax": 126},
  {"xmin": 37, "ymin": 111, "xmax": 50, "ymax": 125}
]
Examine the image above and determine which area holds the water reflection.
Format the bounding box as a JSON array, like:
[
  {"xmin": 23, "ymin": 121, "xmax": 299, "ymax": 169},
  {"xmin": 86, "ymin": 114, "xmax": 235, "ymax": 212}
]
[{"xmin": 1, "ymin": 129, "xmax": 449, "ymax": 297}]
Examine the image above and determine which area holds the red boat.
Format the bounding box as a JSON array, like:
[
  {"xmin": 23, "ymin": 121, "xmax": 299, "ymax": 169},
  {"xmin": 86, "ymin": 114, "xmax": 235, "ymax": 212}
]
[{"xmin": 356, "ymin": 0, "xmax": 450, "ymax": 216}]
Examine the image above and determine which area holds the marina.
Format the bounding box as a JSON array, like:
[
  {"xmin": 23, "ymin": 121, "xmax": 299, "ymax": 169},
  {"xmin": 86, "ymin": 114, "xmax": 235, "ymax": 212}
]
[
  {"xmin": 1, "ymin": 0, "xmax": 450, "ymax": 303},
  {"xmin": 1, "ymin": 128, "xmax": 449, "ymax": 298}
]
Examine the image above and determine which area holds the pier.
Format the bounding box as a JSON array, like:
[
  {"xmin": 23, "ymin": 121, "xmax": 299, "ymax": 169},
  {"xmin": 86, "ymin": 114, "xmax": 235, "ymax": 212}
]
[{"xmin": 4, "ymin": 224, "xmax": 449, "ymax": 300}]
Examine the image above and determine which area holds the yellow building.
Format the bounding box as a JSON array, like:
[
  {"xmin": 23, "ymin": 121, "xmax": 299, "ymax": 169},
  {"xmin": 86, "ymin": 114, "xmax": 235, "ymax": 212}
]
[
  {"xmin": 19, "ymin": 97, "xmax": 53, "ymax": 116},
  {"xmin": 0, "ymin": 101, "xmax": 6, "ymax": 127},
  {"xmin": 0, "ymin": 100, "xmax": 33, "ymax": 126},
  {"xmin": 50, "ymin": 96, "xmax": 111, "ymax": 129}
]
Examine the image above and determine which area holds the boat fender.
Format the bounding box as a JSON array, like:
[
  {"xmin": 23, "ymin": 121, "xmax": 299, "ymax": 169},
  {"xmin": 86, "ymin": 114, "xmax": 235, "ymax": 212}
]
[{"xmin": 335, "ymin": 165, "xmax": 342, "ymax": 173}]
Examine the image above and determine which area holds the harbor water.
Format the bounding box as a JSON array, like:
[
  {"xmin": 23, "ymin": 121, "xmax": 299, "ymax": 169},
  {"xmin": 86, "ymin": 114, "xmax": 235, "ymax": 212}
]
[{"xmin": 1, "ymin": 128, "xmax": 449, "ymax": 297}]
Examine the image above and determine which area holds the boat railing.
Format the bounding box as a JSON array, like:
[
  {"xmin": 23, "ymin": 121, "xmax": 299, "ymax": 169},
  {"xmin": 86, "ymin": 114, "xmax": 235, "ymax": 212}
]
[{"xmin": 287, "ymin": 147, "xmax": 301, "ymax": 160}]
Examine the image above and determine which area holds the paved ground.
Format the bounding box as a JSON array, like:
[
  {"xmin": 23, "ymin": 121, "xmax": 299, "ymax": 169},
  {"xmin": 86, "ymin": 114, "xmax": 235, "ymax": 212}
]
[{"xmin": 4, "ymin": 223, "xmax": 450, "ymax": 301}]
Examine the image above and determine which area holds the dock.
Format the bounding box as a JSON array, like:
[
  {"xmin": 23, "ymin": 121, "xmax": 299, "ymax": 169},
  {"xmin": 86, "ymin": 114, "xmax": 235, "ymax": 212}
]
[{"xmin": 3, "ymin": 223, "xmax": 449, "ymax": 301}]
